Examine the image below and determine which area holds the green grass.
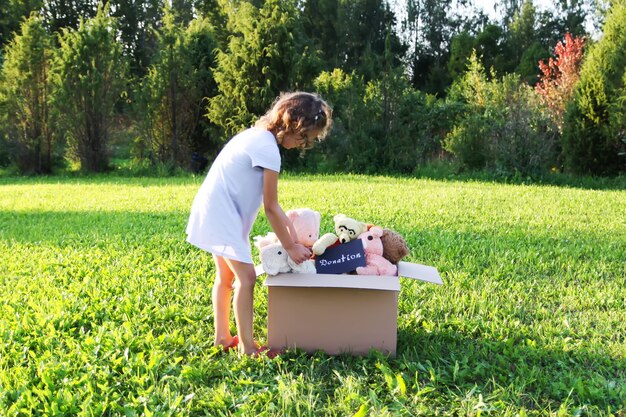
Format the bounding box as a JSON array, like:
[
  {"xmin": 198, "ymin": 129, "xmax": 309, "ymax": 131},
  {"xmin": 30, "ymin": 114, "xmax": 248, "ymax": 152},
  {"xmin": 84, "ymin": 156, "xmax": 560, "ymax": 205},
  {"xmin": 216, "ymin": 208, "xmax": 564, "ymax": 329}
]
[{"xmin": 1, "ymin": 174, "xmax": 625, "ymax": 416}]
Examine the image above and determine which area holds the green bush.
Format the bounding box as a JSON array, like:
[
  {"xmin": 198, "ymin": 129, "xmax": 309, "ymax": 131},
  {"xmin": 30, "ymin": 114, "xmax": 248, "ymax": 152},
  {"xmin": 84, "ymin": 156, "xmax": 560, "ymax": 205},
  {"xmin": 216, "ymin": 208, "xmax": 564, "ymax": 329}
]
[
  {"xmin": 444, "ymin": 113, "xmax": 491, "ymax": 170},
  {"xmin": 491, "ymin": 75, "xmax": 559, "ymax": 174},
  {"xmin": 561, "ymin": 1, "xmax": 626, "ymax": 175},
  {"xmin": 364, "ymin": 74, "xmax": 456, "ymax": 173},
  {"xmin": 306, "ymin": 68, "xmax": 375, "ymax": 173},
  {"xmin": 288, "ymin": 68, "xmax": 454, "ymax": 174},
  {"xmin": 445, "ymin": 52, "xmax": 558, "ymax": 176}
]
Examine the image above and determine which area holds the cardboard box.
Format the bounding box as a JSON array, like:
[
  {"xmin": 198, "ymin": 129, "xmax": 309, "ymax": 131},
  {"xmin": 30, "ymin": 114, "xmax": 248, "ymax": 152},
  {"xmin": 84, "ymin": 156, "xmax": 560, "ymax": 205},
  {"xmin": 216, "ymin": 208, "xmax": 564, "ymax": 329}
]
[{"xmin": 257, "ymin": 262, "xmax": 443, "ymax": 357}]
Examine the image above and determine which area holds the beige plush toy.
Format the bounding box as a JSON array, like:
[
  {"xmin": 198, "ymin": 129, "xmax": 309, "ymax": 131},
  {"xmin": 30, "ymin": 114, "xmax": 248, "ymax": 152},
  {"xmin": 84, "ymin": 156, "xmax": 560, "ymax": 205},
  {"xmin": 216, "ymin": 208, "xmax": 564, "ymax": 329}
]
[
  {"xmin": 312, "ymin": 213, "xmax": 369, "ymax": 255},
  {"xmin": 380, "ymin": 228, "xmax": 410, "ymax": 264}
]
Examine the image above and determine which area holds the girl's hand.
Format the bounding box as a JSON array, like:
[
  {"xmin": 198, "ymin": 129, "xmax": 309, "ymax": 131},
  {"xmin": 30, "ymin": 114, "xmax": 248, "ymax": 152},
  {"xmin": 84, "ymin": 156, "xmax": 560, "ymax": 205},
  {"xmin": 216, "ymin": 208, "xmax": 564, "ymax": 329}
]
[{"xmin": 287, "ymin": 243, "xmax": 312, "ymax": 264}]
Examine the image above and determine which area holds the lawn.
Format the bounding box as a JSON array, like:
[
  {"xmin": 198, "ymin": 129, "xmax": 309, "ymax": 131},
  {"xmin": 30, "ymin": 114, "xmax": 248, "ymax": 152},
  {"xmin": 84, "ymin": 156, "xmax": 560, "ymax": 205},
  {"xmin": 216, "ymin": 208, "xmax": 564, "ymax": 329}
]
[{"xmin": 0, "ymin": 174, "xmax": 624, "ymax": 416}]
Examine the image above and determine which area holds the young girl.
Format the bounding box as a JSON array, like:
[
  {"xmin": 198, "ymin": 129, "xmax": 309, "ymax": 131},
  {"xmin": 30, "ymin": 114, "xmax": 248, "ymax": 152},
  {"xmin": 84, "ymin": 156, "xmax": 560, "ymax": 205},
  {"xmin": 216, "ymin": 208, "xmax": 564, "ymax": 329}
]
[{"xmin": 186, "ymin": 92, "xmax": 332, "ymax": 355}]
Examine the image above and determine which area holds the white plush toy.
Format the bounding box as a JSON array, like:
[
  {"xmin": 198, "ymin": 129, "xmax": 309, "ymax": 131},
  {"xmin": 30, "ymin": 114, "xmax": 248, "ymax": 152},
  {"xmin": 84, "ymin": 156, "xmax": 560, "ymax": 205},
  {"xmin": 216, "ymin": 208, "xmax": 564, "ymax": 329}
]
[{"xmin": 254, "ymin": 234, "xmax": 316, "ymax": 276}]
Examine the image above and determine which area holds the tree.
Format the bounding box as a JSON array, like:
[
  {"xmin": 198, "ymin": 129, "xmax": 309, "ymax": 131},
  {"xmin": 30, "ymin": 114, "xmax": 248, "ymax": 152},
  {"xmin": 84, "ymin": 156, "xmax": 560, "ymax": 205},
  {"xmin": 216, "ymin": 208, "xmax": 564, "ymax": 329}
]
[
  {"xmin": 137, "ymin": 7, "xmax": 219, "ymax": 168},
  {"xmin": 302, "ymin": 0, "xmax": 406, "ymax": 82},
  {"xmin": 41, "ymin": 0, "xmax": 99, "ymax": 34},
  {"xmin": 400, "ymin": 0, "xmax": 470, "ymax": 94},
  {"xmin": 195, "ymin": 0, "xmax": 229, "ymax": 48},
  {"xmin": 448, "ymin": 31, "xmax": 475, "ymax": 80},
  {"xmin": 495, "ymin": 0, "xmax": 524, "ymax": 29},
  {"xmin": 107, "ymin": 0, "xmax": 164, "ymax": 79},
  {"xmin": 52, "ymin": 4, "xmax": 127, "ymax": 172},
  {"xmin": 0, "ymin": 0, "xmax": 43, "ymax": 50},
  {"xmin": 169, "ymin": 0, "xmax": 194, "ymax": 25},
  {"xmin": 0, "ymin": 13, "xmax": 55, "ymax": 174},
  {"xmin": 335, "ymin": 0, "xmax": 405, "ymax": 81},
  {"xmin": 562, "ymin": 0, "xmax": 626, "ymax": 175},
  {"xmin": 207, "ymin": 0, "xmax": 310, "ymax": 137},
  {"xmin": 536, "ymin": 33, "xmax": 585, "ymax": 131},
  {"xmin": 506, "ymin": 0, "xmax": 550, "ymax": 82},
  {"xmin": 448, "ymin": 23, "xmax": 509, "ymax": 81},
  {"xmin": 475, "ymin": 24, "xmax": 508, "ymax": 75},
  {"xmin": 42, "ymin": 0, "xmax": 166, "ymax": 79},
  {"xmin": 551, "ymin": 0, "xmax": 598, "ymax": 38},
  {"xmin": 301, "ymin": 0, "xmax": 339, "ymax": 70}
]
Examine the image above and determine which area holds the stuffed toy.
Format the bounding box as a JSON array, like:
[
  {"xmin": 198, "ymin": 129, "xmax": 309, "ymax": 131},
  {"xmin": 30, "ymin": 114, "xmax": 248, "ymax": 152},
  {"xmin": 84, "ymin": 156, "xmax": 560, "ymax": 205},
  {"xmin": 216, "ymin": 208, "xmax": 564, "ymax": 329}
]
[
  {"xmin": 254, "ymin": 234, "xmax": 316, "ymax": 276},
  {"xmin": 380, "ymin": 228, "xmax": 410, "ymax": 264},
  {"xmin": 312, "ymin": 213, "xmax": 370, "ymax": 255},
  {"xmin": 286, "ymin": 208, "xmax": 321, "ymax": 248},
  {"xmin": 355, "ymin": 226, "xmax": 397, "ymax": 276}
]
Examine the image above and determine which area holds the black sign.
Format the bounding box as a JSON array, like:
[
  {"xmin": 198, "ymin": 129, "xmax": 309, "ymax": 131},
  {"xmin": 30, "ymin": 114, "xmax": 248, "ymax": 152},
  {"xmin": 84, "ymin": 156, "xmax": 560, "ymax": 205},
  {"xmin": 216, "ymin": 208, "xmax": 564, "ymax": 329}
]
[{"xmin": 315, "ymin": 239, "xmax": 366, "ymax": 274}]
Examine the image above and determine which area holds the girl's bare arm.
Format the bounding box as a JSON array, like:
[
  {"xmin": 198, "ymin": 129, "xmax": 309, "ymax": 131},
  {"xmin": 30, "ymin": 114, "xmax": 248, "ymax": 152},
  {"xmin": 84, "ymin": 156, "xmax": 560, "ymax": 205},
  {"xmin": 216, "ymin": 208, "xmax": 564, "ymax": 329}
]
[{"xmin": 262, "ymin": 169, "xmax": 311, "ymax": 263}]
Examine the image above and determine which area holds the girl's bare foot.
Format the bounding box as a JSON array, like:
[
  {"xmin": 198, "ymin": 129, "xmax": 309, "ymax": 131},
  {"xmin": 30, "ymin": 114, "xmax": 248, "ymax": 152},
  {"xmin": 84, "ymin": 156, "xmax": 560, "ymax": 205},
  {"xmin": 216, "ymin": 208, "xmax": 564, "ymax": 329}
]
[
  {"xmin": 251, "ymin": 346, "xmax": 283, "ymax": 358},
  {"xmin": 239, "ymin": 341, "xmax": 260, "ymax": 356},
  {"xmin": 216, "ymin": 335, "xmax": 238, "ymax": 352}
]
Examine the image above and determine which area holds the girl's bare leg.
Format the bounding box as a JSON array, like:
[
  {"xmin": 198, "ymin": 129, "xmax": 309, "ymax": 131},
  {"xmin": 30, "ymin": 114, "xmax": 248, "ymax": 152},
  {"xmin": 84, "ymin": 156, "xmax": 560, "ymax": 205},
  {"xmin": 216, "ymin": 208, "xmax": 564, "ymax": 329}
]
[
  {"xmin": 212, "ymin": 255, "xmax": 236, "ymax": 347},
  {"xmin": 222, "ymin": 257, "xmax": 258, "ymax": 355}
]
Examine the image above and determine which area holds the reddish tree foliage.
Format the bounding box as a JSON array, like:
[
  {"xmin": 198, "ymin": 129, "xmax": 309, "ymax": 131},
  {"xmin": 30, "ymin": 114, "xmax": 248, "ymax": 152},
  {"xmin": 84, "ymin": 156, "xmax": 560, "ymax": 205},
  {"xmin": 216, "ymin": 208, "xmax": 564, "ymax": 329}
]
[{"xmin": 536, "ymin": 33, "xmax": 585, "ymax": 131}]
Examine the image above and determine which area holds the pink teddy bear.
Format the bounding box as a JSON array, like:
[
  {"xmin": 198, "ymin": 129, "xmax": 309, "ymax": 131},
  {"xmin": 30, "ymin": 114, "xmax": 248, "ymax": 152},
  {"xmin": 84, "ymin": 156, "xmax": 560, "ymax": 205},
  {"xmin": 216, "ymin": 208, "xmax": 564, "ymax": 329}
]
[
  {"xmin": 286, "ymin": 208, "xmax": 321, "ymax": 248},
  {"xmin": 356, "ymin": 226, "xmax": 398, "ymax": 276}
]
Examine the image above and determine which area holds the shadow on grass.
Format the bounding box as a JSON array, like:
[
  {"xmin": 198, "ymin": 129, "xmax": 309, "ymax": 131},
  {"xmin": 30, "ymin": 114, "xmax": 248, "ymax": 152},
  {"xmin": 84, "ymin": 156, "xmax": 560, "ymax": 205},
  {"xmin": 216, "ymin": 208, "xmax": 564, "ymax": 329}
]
[{"xmin": 396, "ymin": 326, "xmax": 626, "ymax": 412}]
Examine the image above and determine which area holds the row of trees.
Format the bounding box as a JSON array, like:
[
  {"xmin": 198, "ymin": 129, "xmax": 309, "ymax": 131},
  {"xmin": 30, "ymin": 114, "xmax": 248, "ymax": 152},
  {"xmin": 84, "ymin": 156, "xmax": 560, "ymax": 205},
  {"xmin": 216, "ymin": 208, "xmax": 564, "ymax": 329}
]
[
  {"xmin": 2, "ymin": 0, "xmax": 598, "ymax": 93},
  {"xmin": 0, "ymin": 0, "xmax": 624, "ymax": 176}
]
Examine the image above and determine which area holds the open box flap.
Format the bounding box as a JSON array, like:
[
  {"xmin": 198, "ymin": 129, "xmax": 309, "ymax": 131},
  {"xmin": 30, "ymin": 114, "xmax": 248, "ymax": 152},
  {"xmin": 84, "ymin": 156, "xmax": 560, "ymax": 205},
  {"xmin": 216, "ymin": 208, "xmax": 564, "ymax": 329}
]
[{"xmin": 397, "ymin": 261, "xmax": 443, "ymax": 285}]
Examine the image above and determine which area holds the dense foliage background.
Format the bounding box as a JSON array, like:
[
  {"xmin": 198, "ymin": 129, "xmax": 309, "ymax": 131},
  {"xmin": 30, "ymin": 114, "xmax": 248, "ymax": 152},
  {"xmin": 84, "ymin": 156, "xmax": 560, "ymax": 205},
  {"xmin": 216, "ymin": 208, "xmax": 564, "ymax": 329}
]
[{"xmin": 0, "ymin": 0, "xmax": 624, "ymax": 177}]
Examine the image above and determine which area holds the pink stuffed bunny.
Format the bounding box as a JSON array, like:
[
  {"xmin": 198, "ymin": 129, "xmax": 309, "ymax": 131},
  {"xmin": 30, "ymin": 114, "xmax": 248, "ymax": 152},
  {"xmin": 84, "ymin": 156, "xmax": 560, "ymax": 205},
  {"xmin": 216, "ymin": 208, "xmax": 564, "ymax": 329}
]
[
  {"xmin": 355, "ymin": 226, "xmax": 398, "ymax": 276},
  {"xmin": 286, "ymin": 208, "xmax": 321, "ymax": 248}
]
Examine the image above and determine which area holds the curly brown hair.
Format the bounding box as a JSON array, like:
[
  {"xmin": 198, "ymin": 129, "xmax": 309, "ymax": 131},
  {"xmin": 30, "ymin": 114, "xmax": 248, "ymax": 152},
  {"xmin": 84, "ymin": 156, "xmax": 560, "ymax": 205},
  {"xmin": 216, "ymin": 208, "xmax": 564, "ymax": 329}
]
[{"xmin": 255, "ymin": 92, "xmax": 333, "ymax": 149}]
